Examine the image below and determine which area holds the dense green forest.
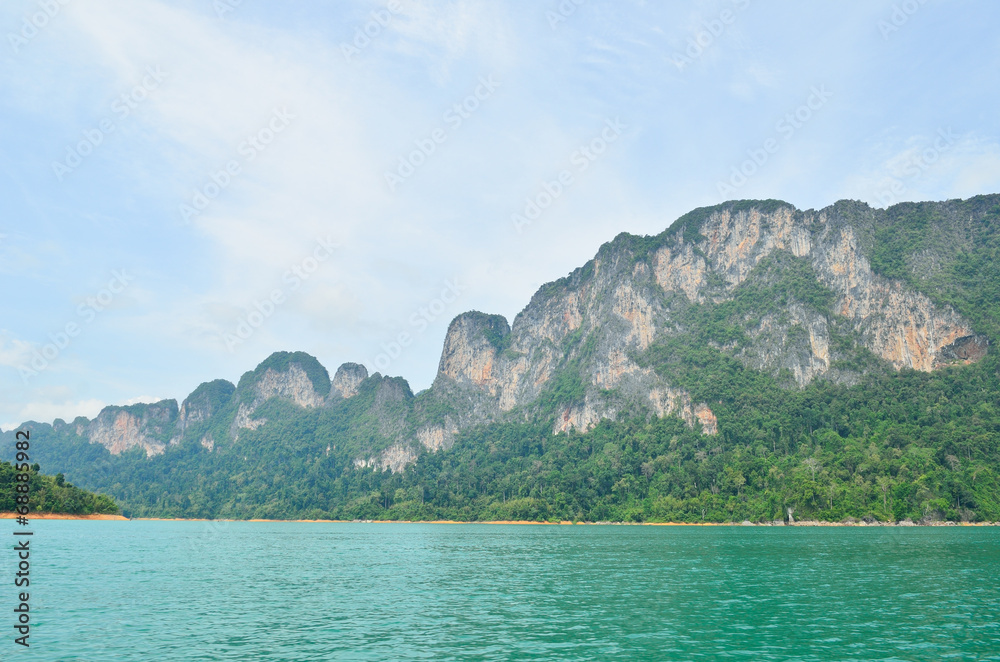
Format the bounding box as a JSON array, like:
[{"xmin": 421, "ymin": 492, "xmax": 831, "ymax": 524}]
[
  {"xmin": 3, "ymin": 197, "xmax": 999, "ymax": 523},
  {"xmin": 19, "ymin": 347, "xmax": 995, "ymax": 523},
  {"xmin": 0, "ymin": 461, "xmax": 119, "ymax": 516}
]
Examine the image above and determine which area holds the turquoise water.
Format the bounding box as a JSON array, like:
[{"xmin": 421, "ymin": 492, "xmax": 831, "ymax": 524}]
[{"xmin": 3, "ymin": 522, "xmax": 999, "ymax": 661}]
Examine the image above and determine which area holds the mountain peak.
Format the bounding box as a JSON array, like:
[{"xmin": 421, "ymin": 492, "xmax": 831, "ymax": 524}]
[
  {"xmin": 332, "ymin": 362, "xmax": 369, "ymax": 399},
  {"xmin": 240, "ymin": 351, "xmax": 331, "ymax": 400}
]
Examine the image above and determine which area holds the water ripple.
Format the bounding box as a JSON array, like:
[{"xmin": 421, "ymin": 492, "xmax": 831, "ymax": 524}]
[{"xmin": 11, "ymin": 522, "xmax": 1000, "ymax": 661}]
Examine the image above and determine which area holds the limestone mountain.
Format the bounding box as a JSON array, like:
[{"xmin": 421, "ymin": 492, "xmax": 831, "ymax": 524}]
[
  {"xmin": 402, "ymin": 197, "xmax": 987, "ymax": 458},
  {"xmin": 4, "ymin": 195, "xmax": 999, "ymax": 522}
]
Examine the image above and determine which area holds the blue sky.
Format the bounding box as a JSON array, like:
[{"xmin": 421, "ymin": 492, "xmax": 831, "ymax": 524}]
[{"xmin": 1, "ymin": 0, "xmax": 999, "ymax": 429}]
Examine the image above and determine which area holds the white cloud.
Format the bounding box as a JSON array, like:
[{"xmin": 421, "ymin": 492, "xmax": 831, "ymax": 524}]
[
  {"xmin": 389, "ymin": 0, "xmax": 516, "ymax": 81},
  {"xmin": 122, "ymin": 395, "xmax": 166, "ymax": 406},
  {"xmin": 2, "ymin": 0, "xmax": 999, "ymax": 425},
  {"xmin": 0, "ymin": 331, "xmax": 34, "ymax": 369},
  {"xmin": 1, "ymin": 398, "xmax": 107, "ymax": 431},
  {"xmin": 841, "ymin": 132, "xmax": 1000, "ymax": 208}
]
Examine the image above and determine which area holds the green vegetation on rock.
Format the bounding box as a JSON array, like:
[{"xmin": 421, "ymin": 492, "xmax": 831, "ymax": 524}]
[
  {"xmin": 242, "ymin": 351, "xmax": 331, "ymax": 397},
  {"xmin": 3, "ymin": 196, "xmax": 999, "ymax": 524}
]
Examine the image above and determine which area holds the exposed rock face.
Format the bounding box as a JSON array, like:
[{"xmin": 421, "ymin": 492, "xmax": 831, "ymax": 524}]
[
  {"xmin": 654, "ymin": 243, "xmax": 709, "ymax": 303},
  {"xmin": 87, "ymin": 401, "xmax": 178, "ymax": 457},
  {"xmin": 416, "ymin": 425, "xmax": 457, "ymax": 451},
  {"xmin": 231, "ymin": 403, "xmax": 267, "ymax": 437},
  {"xmin": 438, "ymin": 313, "xmax": 508, "ymax": 389},
  {"xmin": 253, "ymin": 365, "xmax": 325, "ymax": 408},
  {"xmin": 812, "ymin": 222, "xmax": 974, "ymax": 371},
  {"xmin": 175, "ymin": 379, "xmax": 235, "ymax": 441},
  {"xmin": 610, "ymin": 277, "xmax": 656, "ymax": 350},
  {"xmin": 654, "ymin": 205, "xmax": 984, "ymax": 375},
  {"xmin": 553, "ymin": 397, "xmax": 609, "ymax": 434},
  {"xmin": 739, "ymin": 303, "xmax": 833, "ymax": 387},
  {"xmin": 938, "ymin": 334, "xmax": 989, "ymax": 362},
  {"xmin": 694, "ymin": 404, "xmax": 718, "ymax": 435},
  {"xmin": 46, "ymin": 198, "xmax": 992, "ymax": 476},
  {"xmin": 353, "ymin": 444, "xmax": 417, "ymax": 473},
  {"xmin": 177, "ymin": 401, "xmax": 208, "ymax": 436},
  {"xmin": 231, "ymin": 362, "xmax": 326, "ymax": 437},
  {"xmin": 432, "ymin": 237, "xmax": 718, "ymax": 437},
  {"xmin": 332, "ymin": 363, "xmax": 368, "ymax": 399},
  {"xmin": 430, "ymin": 200, "xmax": 987, "ymax": 442},
  {"xmin": 371, "ymin": 377, "xmax": 412, "ymax": 442},
  {"xmin": 346, "ymin": 376, "xmax": 416, "ymax": 472}
]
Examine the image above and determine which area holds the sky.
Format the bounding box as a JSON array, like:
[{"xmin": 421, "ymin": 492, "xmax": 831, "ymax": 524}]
[{"xmin": 1, "ymin": 0, "xmax": 999, "ymax": 430}]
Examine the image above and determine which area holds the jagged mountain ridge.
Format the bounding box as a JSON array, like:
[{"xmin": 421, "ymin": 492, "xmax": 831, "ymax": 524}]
[{"xmin": 11, "ymin": 196, "xmax": 992, "ymax": 476}]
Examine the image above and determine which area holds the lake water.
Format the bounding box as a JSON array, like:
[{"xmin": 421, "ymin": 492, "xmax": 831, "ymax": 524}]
[{"xmin": 5, "ymin": 521, "xmax": 999, "ymax": 660}]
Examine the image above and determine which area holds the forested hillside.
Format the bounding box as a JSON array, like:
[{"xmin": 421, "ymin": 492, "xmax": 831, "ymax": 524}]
[
  {"xmin": 3, "ymin": 196, "xmax": 999, "ymax": 523},
  {"xmin": 0, "ymin": 461, "xmax": 119, "ymax": 516}
]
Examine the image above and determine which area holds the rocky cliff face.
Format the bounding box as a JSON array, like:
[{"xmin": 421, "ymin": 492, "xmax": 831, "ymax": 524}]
[
  {"xmin": 438, "ymin": 313, "xmax": 509, "ymax": 389},
  {"xmin": 658, "ymin": 204, "xmax": 986, "ymax": 376},
  {"xmin": 426, "ymin": 199, "xmax": 987, "ymax": 441},
  {"xmin": 737, "ymin": 301, "xmax": 834, "ymax": 386},
  {"xmin": 251, "ymin": 364, "xmax": 326, "ymax": 408},
  {"xmin": 426, "ymin": 243, "xmax": 720, "ymax": 437},
  {"xmin": 175, "ymin": 379, "xmax": 235, "ymax": 441},
  {"xmin": 353, "ymin": 444, "xmax": 417, "ymax": 474},
  {"xmin": 348, "ymin": 375, "xmax": 416, "ymax": 472},
  {"xmin": 35, "ymin": 197, "xmax": 992, "ymax": 475},
  {"xmin": 332, "ymin": 363, "xmax": 368, "ymax": 399},
  {"xmin": 230, "ymin": 362, "xmax": 327, "ymax": 438},
  {"xmin": 371, "ymin": 376, "xmax": 413, "ymax": 441},
  {"xmin": 87, "ymin": 400, "xmax": 178, "ymax": 456}
]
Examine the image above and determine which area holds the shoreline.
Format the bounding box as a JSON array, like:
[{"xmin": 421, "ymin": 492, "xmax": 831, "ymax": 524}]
[
  {"xmin": 0, "ymin": 512, "xmax": 128, "ymax": 521},
  {"xmin": 22, "ymin": 515, "xmax": 992, "ymax": 526}
]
